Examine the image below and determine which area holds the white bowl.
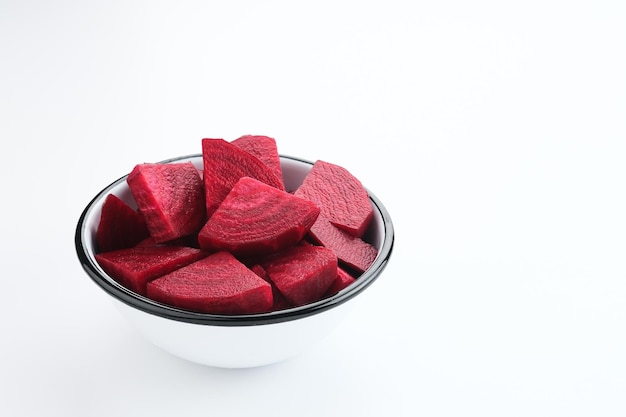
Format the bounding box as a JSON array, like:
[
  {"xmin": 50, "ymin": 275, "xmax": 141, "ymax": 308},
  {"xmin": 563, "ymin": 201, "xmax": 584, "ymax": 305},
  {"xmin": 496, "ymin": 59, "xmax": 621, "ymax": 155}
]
[{"xmin": 75, "ymin": 154, "xmax": 394, "ymax": 368}]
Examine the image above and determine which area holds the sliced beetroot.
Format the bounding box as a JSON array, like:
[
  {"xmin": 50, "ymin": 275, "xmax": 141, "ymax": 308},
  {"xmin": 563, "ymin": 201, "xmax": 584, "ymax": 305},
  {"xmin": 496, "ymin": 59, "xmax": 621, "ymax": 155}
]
[
  {"xmin": 96, "ymin": 194, "xmax": 150, "ymax": 253},
  {"xmin": 308, "ymin": 214, "xmax": 378, "ymax": 273},
  {"xmin": 262, "ymin": 245, "xmax": 337, "ymax": 307},
  {"xmin": 324, "ymin": 266, "xmax": 357, "ymax": 297},
  {"xmin": 133, "ymin": 236, "xmax": 158, "ymax": 248},
  {"xmin": 146, "ymin": 251, "xmax": 273, "ymax": 314},
  {"xmin": 133, "ymin": 233, "xmax": 200, "ymax": 249},
  {"xmin": 249, "ymin": 264, "xmax": 293, "ymax": 311},
  {"xmin": 198, "ymin": 176, "xmax": 320, "ymax": 257},
  {"xmin": 295, "ymin": 160, "xmax": 373, "ymax": 238},
  {"xmin": 95, "ymin": 246, "xmax": 208, "ymax": 296},
  {"xmin": 127, "ymin": 162, "xmax": 206, "ymax": 243},
  {"xmin": 249, "ymin": 264, "xmax": 267, "ymax": 280},
  {"xmin": 272, "ymin": 285, "xmax": 294, "ymax": 311},
  {"xmin": 270, "ymin": 289, "xmax": 293, "ymax": 311},
  {"xmin": 231, "ymin": 135, "xmax": 283, "ymax": 185},
  {"xmin": 93, "ymin": 135, "xmax": 382, "ymax": 314},
  {"xmin": 202, "ymin": 138, "xmax": 285, "ymax": 216}
]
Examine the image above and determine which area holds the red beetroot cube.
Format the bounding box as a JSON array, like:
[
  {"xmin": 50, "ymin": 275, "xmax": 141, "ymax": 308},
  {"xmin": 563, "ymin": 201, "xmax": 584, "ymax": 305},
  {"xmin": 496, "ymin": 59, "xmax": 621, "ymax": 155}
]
[
  {"xmin": 146, "ymin": 251, "xmax": 273, "ymax": 314},
  {"xmin": 262, "ymin": 245, "xmax": 337, "ymax": 307},
  {"xmin": 127, "ymin": 162, "xmax": 206, "ymax": 243}
]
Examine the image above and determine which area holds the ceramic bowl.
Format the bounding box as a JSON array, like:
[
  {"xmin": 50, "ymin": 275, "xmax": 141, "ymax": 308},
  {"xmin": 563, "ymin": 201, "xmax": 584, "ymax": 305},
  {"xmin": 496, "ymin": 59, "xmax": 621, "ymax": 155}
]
[{"xmin": 75, "ymin": 154, "xmax": 394, "ymax": 368}]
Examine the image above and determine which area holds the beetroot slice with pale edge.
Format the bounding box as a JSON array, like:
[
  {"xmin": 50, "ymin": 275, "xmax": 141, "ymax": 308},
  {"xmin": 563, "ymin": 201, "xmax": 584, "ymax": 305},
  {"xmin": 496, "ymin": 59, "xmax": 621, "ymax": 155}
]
[
  {"xmin": 95, "ymin": 246, "xmax": 208, "ymax": 296},
  {"xmin": 146, "ymin": 251, "xmax": 273, "ymax": 314},
  {"xmin": 308, "ymin": 214, "xmax": 378, "ymax": 273},
  {"xmin": 202, "ymin": 138, "xmax": 285, "ymax": 217},
  {"xmin": 294, "ymin": 160, "xmax": 373, "ymax": 238},
  {"xmin": 324, "ymin": 266, "xmax": 357, "ymax": 297},
  {"xmin": 96, "ymin": 194, "xmax": 150, "ymax": 253},
  {"xmin": 262, "ymin": 245, "xmax": 337, "ymax": 307},
  {"xmin": 127, "ymin": 162, "xmax": 206, "ymax": 243},
  {"xmin": 198, "ymin": 176, "xmax": 320, "ymax": 257},
  {"xmin": 231, "ymin": 135, "xmax": 283, "ymax": 186}
]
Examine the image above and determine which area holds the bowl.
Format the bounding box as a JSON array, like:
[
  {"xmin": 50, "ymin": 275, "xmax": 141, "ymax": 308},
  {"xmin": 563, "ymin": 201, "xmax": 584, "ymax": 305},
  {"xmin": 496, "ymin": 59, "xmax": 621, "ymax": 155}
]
[{"xmin": 75, "ymin": 154, "xmax": 394, "ymax": 368}]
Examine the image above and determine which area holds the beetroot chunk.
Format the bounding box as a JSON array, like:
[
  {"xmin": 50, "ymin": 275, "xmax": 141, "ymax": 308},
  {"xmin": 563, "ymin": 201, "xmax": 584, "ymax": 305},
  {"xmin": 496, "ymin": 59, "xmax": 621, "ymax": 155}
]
[
  {"xmin": 198, "ymin": 177, "xmax": 320, "ymax": 257},
  {"xmin": 308, "ymin": 214, "xmax": 378, "ymax": 273},
  {"xmin": 127, "ymin": 162, "xmax": 206, "ymax": 243},
  {"xmin": 249, "ymin": 264, "xmax": 293, "ymax": 311},
  {"xmin": 96, "ymin": 194, "xmax": 150, "ymax": 253},
  {"xmin": 95, "ymin": 246, "xmax": 208, "ymax": 295},
  {"xmin": 146, "ymin": 251, "xmax": 273, "ymax": 314},
  {"xmin": 324, "ymin": 266, "xmax": 357, "ymax": 297},
  {"xmin": 133, "ymin": 234, "xmax": 200, "ymax": 249},
  {"xmin": 262, "ymin": 245, "xmax": 337, "ymax": 307},
  {"xmin": 202, "ymin": 138, "xmax": 285, "ymax": 217},
  {"xmin": 231, "ymin": 135, "xmax": 283, "ymax": 186},
  {"xmin": 295, "ymin": 160, "xmax": 373, "ymax": 237}
]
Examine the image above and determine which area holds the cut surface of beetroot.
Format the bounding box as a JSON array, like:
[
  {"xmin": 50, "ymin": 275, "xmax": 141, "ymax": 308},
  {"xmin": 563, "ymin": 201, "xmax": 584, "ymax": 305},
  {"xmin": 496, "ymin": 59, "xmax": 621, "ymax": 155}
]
[
  {"xmin": 127, "ymin": 162, "xmax": 206, "ymax": 243},
  {"xmin": 133, "ymin": 233, "xmax": 201, "ymax": 249},
  {"xmin": 308, "ymin": 214, "xmax": 378, "ymax": 273},
  {"xmin": 325, "ymin": 266, "xmax": 357, "ymax": 297},
  {"xmin": 146, "ymin": 251, "xmax": 273, "ymax": 314},
  {"xmin": 95, "ymin": 246, "xmax": 208, "ymax": 296},
  {"xmin": 249, "ymin": 264, "xmax": 293, "ymax": 311},
  {"xmin": 294, "ymin": 160, "xmax": 373, "ymax": 238},
  {"xmin": 96, "ymin": 194, "xmax": 150, "ymax": 253},
  {"xmin": 231, "ymin": 135, "xmax": 283, "ymax": 186},
  {"xmin": 262, "ymin": 245, "xmax": 337, "ymax": 307},
  {"xmin": 198, "ymin": 176, "xmax": 320, "ymax": 257},
  {"xmin": 202, "ymin": 138, "xmax": 285, "ymax": 217}
]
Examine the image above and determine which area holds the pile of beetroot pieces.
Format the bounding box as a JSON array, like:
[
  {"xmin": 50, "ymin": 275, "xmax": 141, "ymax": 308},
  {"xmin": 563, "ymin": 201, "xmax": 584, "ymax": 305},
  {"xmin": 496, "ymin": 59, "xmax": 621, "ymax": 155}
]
[{"xmin": 94, "ymin": 136, "xmax": 379, "ymax": 314}]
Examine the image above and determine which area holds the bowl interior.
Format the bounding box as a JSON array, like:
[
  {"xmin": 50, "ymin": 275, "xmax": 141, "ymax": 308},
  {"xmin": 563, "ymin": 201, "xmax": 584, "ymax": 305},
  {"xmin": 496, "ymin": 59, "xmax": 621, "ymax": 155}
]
[{"xmin": 76, "ymin": 154, "xmax": 393, "ymax": 326}]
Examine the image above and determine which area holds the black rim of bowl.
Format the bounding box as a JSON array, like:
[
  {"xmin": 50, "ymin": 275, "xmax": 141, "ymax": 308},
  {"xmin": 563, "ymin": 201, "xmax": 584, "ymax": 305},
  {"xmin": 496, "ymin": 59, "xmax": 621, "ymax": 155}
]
[{"xmin": 75, "ymin": 154, "xmax": 394, "ymax": 326}]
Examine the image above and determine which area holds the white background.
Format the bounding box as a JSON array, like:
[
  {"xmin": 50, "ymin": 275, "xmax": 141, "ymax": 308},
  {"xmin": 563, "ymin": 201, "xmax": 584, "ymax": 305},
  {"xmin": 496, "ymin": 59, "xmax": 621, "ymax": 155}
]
[{"xmin": 1, "ymin": 1, "xmax": 625, "ymax": 416}]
